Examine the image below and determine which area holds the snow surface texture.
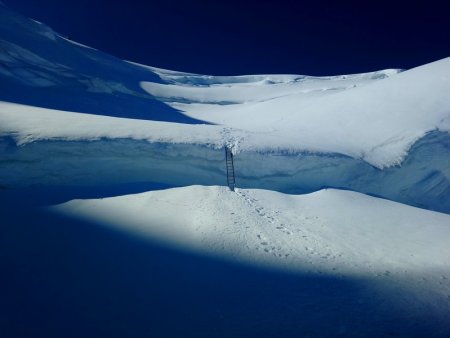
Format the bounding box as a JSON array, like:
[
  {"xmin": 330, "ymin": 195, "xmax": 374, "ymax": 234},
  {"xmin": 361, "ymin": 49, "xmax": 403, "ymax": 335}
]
[{"xmin": 52, "ymin": 186, "xmax": 450, "ymax": 336}]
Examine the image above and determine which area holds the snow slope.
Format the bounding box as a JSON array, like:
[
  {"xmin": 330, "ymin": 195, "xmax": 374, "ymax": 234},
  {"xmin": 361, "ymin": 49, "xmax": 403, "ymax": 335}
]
[
  {"xmin": 140, "ymin": 60, "xmax": 450, "ymax": 168},
  {"xmin": 2, "ymin": 58, "xmax": 450, "ymax": 168},
  {"xmin": 0, "ymin": 2, "xmax": 202, "ymax": 124},
  {"xmin": 52, "ymin": 186, "xmax": 450, "ymax": 335}
]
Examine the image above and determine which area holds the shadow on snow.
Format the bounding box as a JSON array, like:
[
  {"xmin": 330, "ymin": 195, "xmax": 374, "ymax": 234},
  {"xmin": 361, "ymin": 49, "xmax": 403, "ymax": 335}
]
[{"xmin": 0, "ymin": 196, "xmax": 449, "ymax": 338}]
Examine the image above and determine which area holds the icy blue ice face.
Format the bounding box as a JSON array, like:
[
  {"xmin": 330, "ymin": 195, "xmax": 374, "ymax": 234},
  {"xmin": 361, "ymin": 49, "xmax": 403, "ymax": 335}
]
[{"xmin": 1, "ymin": 131, "xmax": 449, "ymax": 214}]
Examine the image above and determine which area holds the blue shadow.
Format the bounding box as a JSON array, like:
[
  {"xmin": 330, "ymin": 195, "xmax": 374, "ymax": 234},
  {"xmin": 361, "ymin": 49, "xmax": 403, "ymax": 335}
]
[{"xmin": 0, "ymin": 4, "xmax": 209, "ymax": 124}]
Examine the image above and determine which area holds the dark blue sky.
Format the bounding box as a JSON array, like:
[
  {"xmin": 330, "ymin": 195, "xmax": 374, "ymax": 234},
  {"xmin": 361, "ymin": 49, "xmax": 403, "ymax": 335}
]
[{"xmin": 5, "ymin": 0, "xmax": 450, "ymax": 75}]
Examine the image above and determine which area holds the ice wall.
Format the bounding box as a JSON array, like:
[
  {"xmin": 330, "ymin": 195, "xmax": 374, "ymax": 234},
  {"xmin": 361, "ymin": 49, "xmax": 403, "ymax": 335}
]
[{"xmin": 0, "ymin": 131, "xmax": 449, "ymax": 213}]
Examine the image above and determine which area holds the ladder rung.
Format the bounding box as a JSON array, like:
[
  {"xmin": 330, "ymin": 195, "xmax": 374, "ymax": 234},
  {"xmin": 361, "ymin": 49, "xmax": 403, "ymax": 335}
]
[{"xmin": 225, "ymin": 146, "xmax": 236, "ymax": 191}]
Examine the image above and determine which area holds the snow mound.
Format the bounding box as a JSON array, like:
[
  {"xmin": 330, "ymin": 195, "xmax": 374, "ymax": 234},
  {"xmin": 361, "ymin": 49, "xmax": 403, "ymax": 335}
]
[
  {"xmin": 4, "ymin": 185, "xmax": 450, "ymax": 337},
  {"xmin": 51, "ymin": 184, "xmax": 450, "ymax": 329},
  {"xmin": 52, "ymin": 186, "xmax": 450, "ymax": 276}
]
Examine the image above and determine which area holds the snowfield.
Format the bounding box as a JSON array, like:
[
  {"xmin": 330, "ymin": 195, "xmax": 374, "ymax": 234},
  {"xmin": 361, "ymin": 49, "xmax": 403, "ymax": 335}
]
[{"xmin": 1, "ymin": 2, "xmax": 450, "ymax": 337}]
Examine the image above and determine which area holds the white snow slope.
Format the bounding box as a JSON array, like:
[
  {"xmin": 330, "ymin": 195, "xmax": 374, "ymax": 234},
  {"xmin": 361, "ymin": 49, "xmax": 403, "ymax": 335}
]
[
  {"xmin": 2, "ymin": 59, "xmax": 450, "ymax": 168},
  {"xmin": 140, "ymin": 61, "xmax": 450, "ymax": 168}
]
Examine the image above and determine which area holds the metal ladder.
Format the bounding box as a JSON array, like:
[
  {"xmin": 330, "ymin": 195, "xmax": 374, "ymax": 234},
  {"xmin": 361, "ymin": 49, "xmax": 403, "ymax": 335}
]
[{"xmin": 225, "ymin": 146, "xmax": 236, "ymax": 191}]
